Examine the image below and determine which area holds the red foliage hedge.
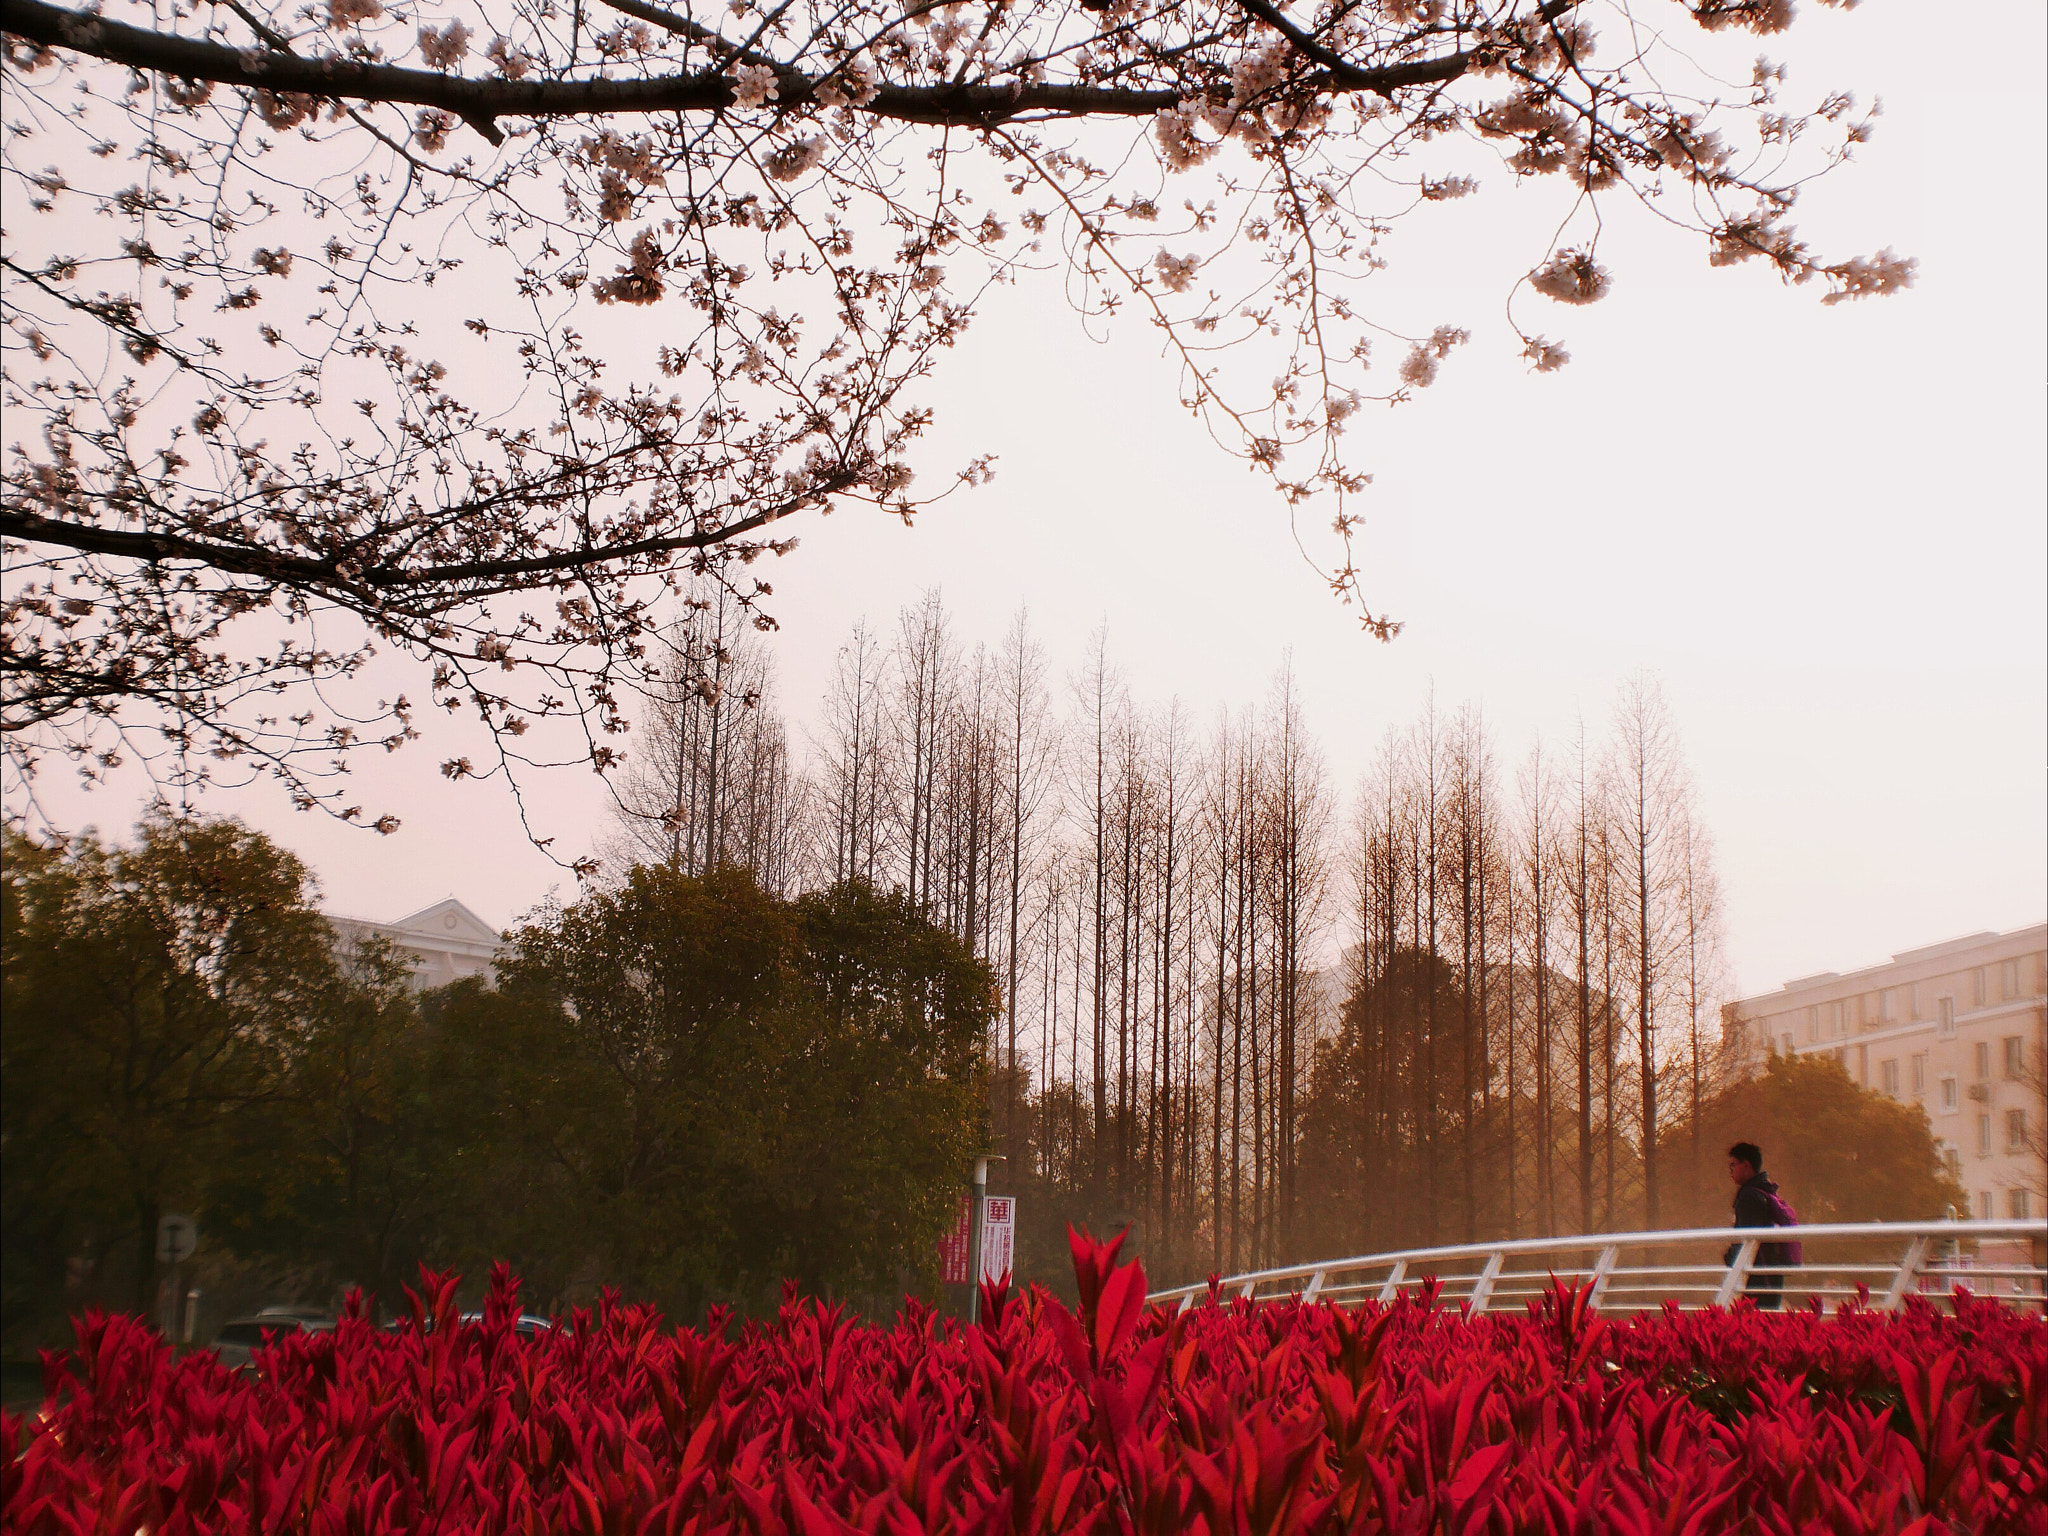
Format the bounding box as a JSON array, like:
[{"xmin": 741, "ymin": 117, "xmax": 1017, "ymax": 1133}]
[{"xmin": 6, "ymin": 1231, "xmax": 2044, "ymax": 1535}]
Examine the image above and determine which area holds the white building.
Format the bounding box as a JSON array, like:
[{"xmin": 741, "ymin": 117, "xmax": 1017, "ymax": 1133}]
[
  {"xmin": 326, "ymin": 897, "xmax": 504, "ymax": 990},
  {"xmin": 1723, "ymin": 924, "xmax": 2046, "ymax": 1222}
]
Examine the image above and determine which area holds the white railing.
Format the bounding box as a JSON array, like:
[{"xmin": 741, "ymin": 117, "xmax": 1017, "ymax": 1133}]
[{"xmin": 1146, "ymin": 1220, "xmax": 2047, "ymax": 1314}]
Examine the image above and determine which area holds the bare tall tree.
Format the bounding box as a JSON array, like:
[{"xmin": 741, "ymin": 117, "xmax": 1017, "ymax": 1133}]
[
  {"xmin": 1070, "ymin": 628, "xmax": 1122, "ymax": 1197},
  {"xmin": 1519, "ymin": 739, "xmax": 1563, "ymax": 1237},
  {"xmin": 1569, "ymin": 722, "xmax": 1599, "ymax": 1233},
  {"xmin": 1611, "ymin": 674, "xmax": 1682, "ymax": 1226},
  {"xmin": 1676, "ymin": 801, "xmax": 1728, "ymax": 1165},
  {"xmin": 815, "ymin": 621, "xmax": 892, "ymax": 887},
  {"xmin": 1416, "ymin": 696, "xmax": 1447, "ymax": 1244},
  {"xmin": 998, "ymin": 611, "xmax": 1058, "ymax": 1115},
  {"xmin": 892, "ymin": 592, "xmax": 957, "ymax": 915},
  {"xmin": 1451, "ymin": 707, "xmax": 1484, "ymax": 1243},
  {"xmin": 1266, "ymin": 665, "xmax": 1331, "ymax": 1254},
  {"xmin": 610, "ymin": 583, "xmax": 809, "ymax": 892}
]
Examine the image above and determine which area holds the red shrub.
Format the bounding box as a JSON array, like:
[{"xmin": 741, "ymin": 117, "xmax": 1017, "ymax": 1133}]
[{"xmin": 5, "ymin": 1236, "xmax": 2043, "ymax": 1535}]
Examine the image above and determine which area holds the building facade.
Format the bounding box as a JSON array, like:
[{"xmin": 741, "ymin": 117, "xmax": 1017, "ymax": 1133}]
[
  {"xmin": 1723, "ymin": 925, "xmax": 2046, "ymax": 1222},
  {"xmin": 326, "ymin": 897, "xmax": 504, "ymax": 990}
]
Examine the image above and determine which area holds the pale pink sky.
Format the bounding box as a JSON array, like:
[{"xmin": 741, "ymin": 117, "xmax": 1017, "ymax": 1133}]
[{"xmin": 16, "ymin": 1, "xmax": 2045, "ymax": 998}]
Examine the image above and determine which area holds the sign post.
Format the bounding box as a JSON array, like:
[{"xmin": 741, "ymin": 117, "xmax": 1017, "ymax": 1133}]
[
  {"xmin": 965, "ymin": 1156, "xmax": 1005, "ymax": 1323},
  {"xmin": 156, "ymin": 1214, "xmax": 197, "ymax": 1341},
  {"xmin": 940, "ymin": 1161, "xmax": 1015, "ymax": 1321}
]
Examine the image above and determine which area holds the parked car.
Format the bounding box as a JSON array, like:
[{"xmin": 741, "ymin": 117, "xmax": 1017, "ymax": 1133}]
[
  {"xmin": 209, "ymin": 1307, "xmax": 336, "ymax": 1372},
  {"xmin": 464, "ymin": 1311, "xmax": 555, "ymax": 1339},
  {"xmin": 386, "ymin": 1311, "xmax": 556, "ymax": 1339}
]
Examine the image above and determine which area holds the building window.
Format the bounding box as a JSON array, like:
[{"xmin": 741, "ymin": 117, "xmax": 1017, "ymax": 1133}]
[
  {"xmin": 2006, "ymin": 1036, "xmax": 2026, "ymax": 1079},
  {"xmin": 1972, "ymin": 968, "xmax": 1987, "ymax": 1007},
  {"xmin": 1975, "ymin": 1041, "xmax": 1991, "ymax": 1078},
  {"xmin": 2002, "ymin": 958, "xmax": 2022, "ymax": 1000},
  {"xmin": 1807, "ymin": 1005, "xmax": 1820, "ymax": 1043},
  {"xmin": 1881, "ymin": 1058, "xmax": 1899, "ymax": 1096},
  {"xmin": 1943, "ymin": 1147, "xmax": 1962, "ymax": 1181},
  {"xmin": 1978, "ymin": 1114, "xmax": 1993, "ymax": 1155},
  {"xmin": 1781, "ymin": 1032, "xmax": 1794, "ymax": 1057},
  {"xmin": 1908, "ymin": 983, "xmax": 1921, "ymax": 1020},
  {"xmin": 1912, "ymin": 1054, "xmax": 1927, "ymax": 1094},
  {"xmin": 2014, "ymin": 1189, "xmax": 2034, "ymax": 1222},
  {"xmin": 2007, "ymin": 1108, "xmax": 2028, "ymax": 1152},
  {"xmin": 1937, "ymin": 997, "xmax": 1955, "ymax": 1039},
  {"xmin": 1939, "ymin": 1075, "xmax": 1958, "ymax": 1113},
  {"xmin": 1977, "ymin": 1190, "xmax": 1994, "ymax": 1220},
  {"xmin": 1879, "ymin": 989, "xmax": 1895, "ymax": 1021}
]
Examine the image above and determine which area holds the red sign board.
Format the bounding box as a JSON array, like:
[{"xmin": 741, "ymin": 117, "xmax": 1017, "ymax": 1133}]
[
  {"xmin": 938, "ymin": 1194, "xmax": 1021, "ymax": 1286},
  {"xmin": 937, "ymin": 1195, "xmax": 972, "ymax": 1284}
]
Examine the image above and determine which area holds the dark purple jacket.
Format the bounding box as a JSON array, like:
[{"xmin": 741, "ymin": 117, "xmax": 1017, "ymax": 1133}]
[{"xmin": 1724, "ymin": 1171, "xmax": 1794, "ymax": 1268}]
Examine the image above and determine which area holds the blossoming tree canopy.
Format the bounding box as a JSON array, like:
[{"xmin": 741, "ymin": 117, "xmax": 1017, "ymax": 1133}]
[{"xmin": 0, "ymin": 0, "xmax": 1908, "ymax": 837}]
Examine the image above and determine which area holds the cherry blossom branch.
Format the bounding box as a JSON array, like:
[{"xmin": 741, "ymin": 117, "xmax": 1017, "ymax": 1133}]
[
  {"xmin": 1, "ymin": 472, "xmax": 854, "ymax": 593},
  {"xmin": 0, "ymin": 0, "xmax": 1498, "ymax": 127}
]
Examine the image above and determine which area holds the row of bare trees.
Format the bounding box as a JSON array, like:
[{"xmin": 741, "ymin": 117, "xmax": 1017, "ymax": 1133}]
[
  {"xmin": 1304, "ymin": 684, "xmax": 1729, "ymax": 1270},
  {"xmin": 611, "ymin": 585, "xmax": 812, "ymax": 895},
  {"xmin": 1004, "ymin": 648, "xmax": 1337, "ymax": 1285},
  {"xmin": 604, "ymin": 590, "xmax": 1730, "ymax": 1286}
]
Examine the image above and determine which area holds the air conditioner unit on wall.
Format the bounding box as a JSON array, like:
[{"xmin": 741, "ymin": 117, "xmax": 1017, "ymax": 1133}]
[{"xmin": 1967, "ymin": 1082, "xmax": 1992, "ymax": 1101}]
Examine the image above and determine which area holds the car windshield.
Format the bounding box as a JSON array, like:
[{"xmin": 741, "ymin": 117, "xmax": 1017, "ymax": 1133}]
[{"xmin": 215, "ymin": 1321, "xmax": 294, "ymax": 1347}]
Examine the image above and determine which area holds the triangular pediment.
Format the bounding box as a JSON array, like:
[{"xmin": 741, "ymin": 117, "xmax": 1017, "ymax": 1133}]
[{"xmin": 388, "ymin": 897, "xmax": 502, "ymax": 946}]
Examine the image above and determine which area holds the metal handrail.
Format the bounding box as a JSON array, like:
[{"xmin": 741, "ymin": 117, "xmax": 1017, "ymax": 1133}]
[{"xmin": 1145, "ymin": 1219, "xmax": 2047, "ymax": 1314}]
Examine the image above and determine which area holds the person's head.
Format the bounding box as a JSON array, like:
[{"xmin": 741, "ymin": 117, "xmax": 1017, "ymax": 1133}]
[{"xmin": 1727, "ymin": 1142, "xmax": 1763, "ymax": 1185}]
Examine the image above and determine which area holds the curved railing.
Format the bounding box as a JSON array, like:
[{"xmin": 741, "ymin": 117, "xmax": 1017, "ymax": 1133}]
[{"xmin": 1145, "ymin": 1219, "xmax": 2047, "ymax": 1314}]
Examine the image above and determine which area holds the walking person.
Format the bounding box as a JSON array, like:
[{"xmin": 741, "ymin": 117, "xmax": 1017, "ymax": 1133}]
[{"xmin": 1722, "ymin": 1141, "xmax": 1798, "ymax": 1311}]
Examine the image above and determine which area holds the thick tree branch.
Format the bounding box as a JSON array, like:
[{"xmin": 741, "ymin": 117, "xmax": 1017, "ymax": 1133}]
[
  {"xmin": 1229, "ymin": 0, "xmax": 1577, "ymax": 95},
  {"xmin": 0, "ymin": 0, "xmax": 1489, "ymax": 125},
  {"xmin": 1231, "ymin": 0, "xmax": 1393, "ymax": 91},
  {"xmin": 1, "ymin": 478, "xmax": 842, "ymax": 592},
  {"xmin": 0, "ymin": 0, "xmax": 1158, "ymax": 122},
  {"xmin": 598, "ymin": 0, "xmax": 760, "ymax": 67}
]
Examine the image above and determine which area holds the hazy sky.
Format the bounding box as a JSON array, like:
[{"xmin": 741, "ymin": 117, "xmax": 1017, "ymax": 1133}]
[{"xmin": 17, "ymin": 1, "xmax": 2045, "ymax": 1000}]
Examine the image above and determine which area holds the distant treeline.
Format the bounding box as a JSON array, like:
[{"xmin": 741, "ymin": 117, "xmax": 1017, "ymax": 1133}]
[
  {"xmin": 603, "ymin": 588, "xmax": 1965, "ymax": 1288},
  {"xmin": 2, "ymin": 822, "xmax": 987, "ymax": 1351},
  {"xmin": 2, "ymin": 595, "xmax": 1964, "ymax": 1350}
]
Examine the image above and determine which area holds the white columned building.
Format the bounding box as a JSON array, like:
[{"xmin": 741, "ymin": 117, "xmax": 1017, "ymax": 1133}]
[{"xmin": 326, "ymin": 897, "xmax": 504, "ymax": 990}]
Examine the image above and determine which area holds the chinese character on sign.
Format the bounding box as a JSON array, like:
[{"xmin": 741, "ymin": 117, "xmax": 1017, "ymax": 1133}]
[
  {"xmin": 156, "ymin": 1213, "xmax": 198, "ymax": 1266},
  {"xmin": 937, "ymin": 1196, "xmax": 972, "ymax": 1285},
  {"xmin": 980, "ymin": 1197, "xmax": 1016, "ymax": 1285}
]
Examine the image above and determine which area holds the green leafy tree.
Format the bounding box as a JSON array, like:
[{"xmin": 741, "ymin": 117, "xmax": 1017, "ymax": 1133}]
[
  {"xmin": 2, "ymin": 816, "xmax": 335, "ymax": 1337},
  {"xmin": 1295, "ymin": 948, "xmax": 1477, "ymax": 1260},
  {"xmin": 7, "ymin": 826, "xmax": 993, "ymax": 1338},
  {"xmin": 208, "ymin": 934, "xmax": 443, "ymax": 1312},
  {"xmin": 775, "ymin": 881, "xmax": 992, "ymax": 1295},
  {"xmin": 1657, "ymin": 1052, "xmax": 1967, "ymax": 1230},
  {"xmin": 427, "ymin": 868, "xmax": 989, "ymax": 1316},
  {"xmin": 440, "ymin": 864, "xmax": 806, "ymax": 1311}
]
